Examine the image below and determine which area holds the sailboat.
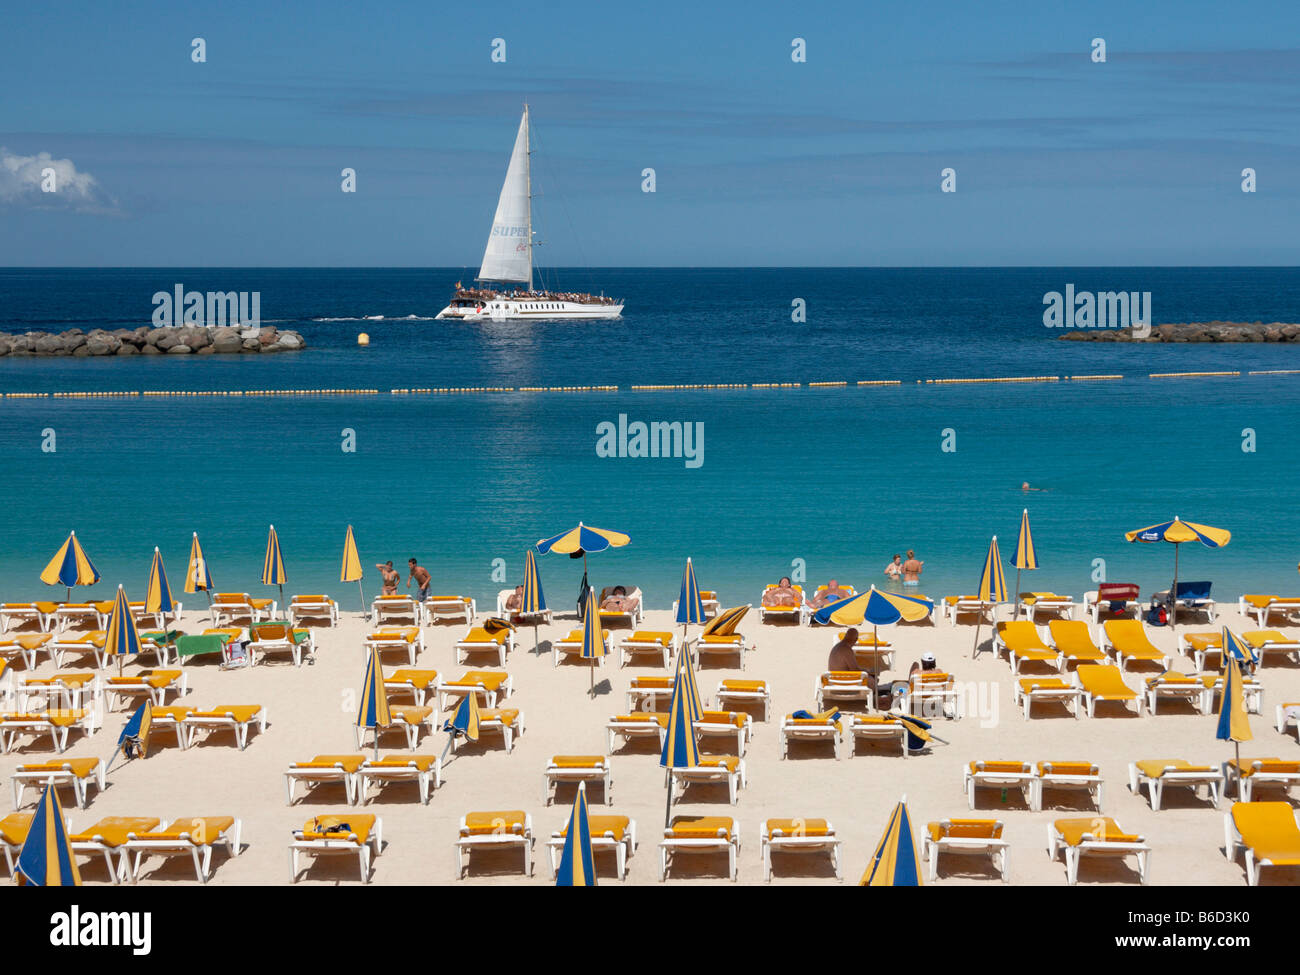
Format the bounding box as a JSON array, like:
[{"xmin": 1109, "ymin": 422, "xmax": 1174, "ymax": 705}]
[{"xmin": 436, "ymin": 105, "xmax": 624, "ymax": 321}]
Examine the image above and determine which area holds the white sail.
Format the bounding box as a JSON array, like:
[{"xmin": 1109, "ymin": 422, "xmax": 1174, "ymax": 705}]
[{"xmin": 477, "ymin": 107, "xmax": 532, "ymax": 284}]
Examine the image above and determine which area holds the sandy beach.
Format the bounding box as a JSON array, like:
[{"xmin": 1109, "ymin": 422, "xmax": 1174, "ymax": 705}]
[{"xmin": 3, "ymin": 594, "xmax": 1297, "ymax": 887}]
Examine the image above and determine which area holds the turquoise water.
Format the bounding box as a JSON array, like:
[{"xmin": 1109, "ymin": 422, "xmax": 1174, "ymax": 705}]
[{"xmin": 1, "ymin": 268, "xmax": 1297, "ymax": 608}]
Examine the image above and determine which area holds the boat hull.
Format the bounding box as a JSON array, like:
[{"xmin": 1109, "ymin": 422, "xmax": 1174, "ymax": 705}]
[{"xmin": 436, "ymin": 297, "xmax": 623, "ymax": 320}]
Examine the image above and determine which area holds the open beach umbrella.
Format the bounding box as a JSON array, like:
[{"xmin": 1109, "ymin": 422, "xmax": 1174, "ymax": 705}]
[
  {"xmin": 40, "ymin": 531, "xmax": 99, "ymax": 601},
  {"xmin": 341, "ymin": 525, "xmax": 365, "ymax": 613},
  {"xmin": 1124, "ymin": 517, "xmax": 1230, "ymax": 626},
  {"xmin": 107, "ymin": 700, "xmax": 152, "ymax": 773},
  {"xmin": 859, "ymin": 796, "xmax": 923, "ymax": 886},
  {"xmin": 660, "ymin": 651, "xmax": 702, "ymax": 826},
  {"xmin": 15, "ymin": 782, "xmax": 80, "ymax": 886},
  {"xmin": 536, "ymin": 523, "xmax": 630, "ymax": 596},
  {"xmin": 554, "ymin": 781, "xmax": 597, "ymax": 887},
  {"xmin": 185, "ymin": 532, "xmax": 214, "ymax": 616},
  {"xmin": 262, "ymin": 524, "xmax": 287, "ymax": 611},
  {"xmin": 441, "ymin": 688, "xmax": 481, "ymax": 763},
  {"xmin": 520, "ymin": 548, "xmax": 547, "ymax": 652},
  {"xmin": 675, "ymin": 557, "xmax": 707, "ymax": 646},
  {"xmin": 145, "ymin": 547, "xmax": 175, "ymax": 623},
  {"xmin": 1011, "ymin": 509, "xmax": 1038, "ymax": 619},
  {"xmin": 357, "ymin": 648, "xmax": 391, "ymax": 760},
  {"xmin": 579, "ymin": 586, "xmax": 606, "ymax": 696},
  {"xmin": 814, "ymin": 586, "xmax": 934, "ymax": 672},
  {"xmin": 103, "ymin": 584, "xmax": 143, "ymax": 677},
  {"xmin": 971, "ymin": 535, "xmax": 1009, "ymax": 657},
  {"xmin": 1216, "ymin": 628, "xmax": 1253, "ymax": 778}
]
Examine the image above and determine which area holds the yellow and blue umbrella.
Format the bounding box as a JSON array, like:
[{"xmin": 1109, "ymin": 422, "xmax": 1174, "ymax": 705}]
[
  {"xmin": 262, "ymin": 524, "xmax": 287, "ymax": 609},
  {"xmin": 145, "ymin": 547, "xmax": 175, "ymax": 622},
  {"xmin": 185, "ymin": 532, "xmax": 214, "ymax": 617},
  {"xmin": 554, "ymin": 781, "xmax": 597, "ymax": 887},
  {"xmin": 16, "ymin": 782, "xmax": 80, "ymax": 886},
  {"xmin": 1217, "ymin": 628, "xmax": 1253, "ymax": 778},
  {"xmin": 972, "ymin": 535, "xmax": 1008, "ymax": 656},
  {"xmin": 1011, "ymin": 509, "xmax": 1038, "ymax": 619},
  {"xmin": 441, "ymin": 686, "xmax": 481, "ymax": 762},
  {"xmin": 110, "ymin": 700, "xmax": 152, "ymax": 771},
  {"xmin": 40, "ymin": 531, "xmax": 99, "ymax": 600},
  {"xmin": 103, "ymin": 584, "xmax": 143, "ymax": 676},
  {"xmin": 341, "ymin": 524, "xmax": 364, "ymax": 611},
  {"xmin": 675, "ymin": 557, "xmax": 707, "ymax": 645},
  {"xmin": 579, "ymin": 586, "xmax": 606, "ymax": 695},
  {"xmin": 860, "ymin": 797, "xmax": 923, "ymax": 886},
  {"xmin": 1125, "ymin": 517, "xmax": 1230, "ymax": 626},
  {"xmin": 660, "ymin": 651, "xmax": 702, "ymax": 825},
  {"xmin": 815, "ymin": 586, "xmax": 934, "ymax": 670},
  {"xmin": 520, "ymin": 548, "xmax": 547, "ymax": 652},
  {"xmin": 357, "ymin": 648, "xmax": 391, "ymax": 760},
  {"xmin": 536, "ymin": 522, "xmax": 629, "ymax": 577},
  {"xmin": 702, "ymin": 603, "xmax": 749, "ymax": 637}
]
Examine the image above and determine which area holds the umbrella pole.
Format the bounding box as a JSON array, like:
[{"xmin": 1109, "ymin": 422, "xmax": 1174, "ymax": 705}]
[
  {"xmin": 971, "ymin": 621, "xmax": 981, "ymax": 658},
  {"xmin": 1170, "ymin": 544, "xmax": 1180, "ymax": 628},
  {"xmin": 278, "ymin": 583, "xmax": 285, "ymax": 616},
  {"xmin": 664, "ymin": 778, "xmax": 674, "ymax": 828},
  {"xmin": 357, "ymin": 580, "xmax": 365, "ymax": 616},
  {"xmin": 533, "ymin": 622, "xmax": 539, "ymax": 655},
  {"xmin": 1013, "ymin": 569, "xmax": 1022, "ymax": 619}
]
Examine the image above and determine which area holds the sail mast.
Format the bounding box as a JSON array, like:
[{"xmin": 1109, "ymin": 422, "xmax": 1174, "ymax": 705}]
[{"xmin": 524, "ymin": 102, "xmax": 533, "ymax": 292}]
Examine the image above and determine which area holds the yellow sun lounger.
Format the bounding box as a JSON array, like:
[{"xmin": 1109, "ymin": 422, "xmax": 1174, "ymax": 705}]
[
  {"xmin": 1143, "ymin": 671, "xmax": 1206, "ymax": 715},
  {"xmin": 659, "ymin": 815, "xmax": 740, "ymax": 881},
  {"xmin": 759, "ymin": 585, "xmax": 805, "ymax": 625},
  {"xmin": 496, "ymin": 588, "xmax": 553, "ymax": 624},
  {"xmin": 598, "ymin": 586, "xmax": 644, "ymax": 628},
  {"xmin": 1048, "ymin": 817, "xmax": 1150, "ymax": 885},
  {"xmin": 455, "ymin": 810, "xmax": 533, "ymax": 878},
  {"xmin": 841, "ymin": 630, "xmax": 894, "ymax": 671},
  {"xmin": 694, "ymin": 709, "xmax": 752, "ymax": 757},
  {"xmin": 183, "ymin": 704, "xmax": 266, "ymax": 750},
  {"xmin": 615, "ymin": 630, "xmax": 678, "ymax": 668},
  {"xmin": 691, "ymin": 632, "xmax": 752, "ymax": 670},
  {"xmin": 358, "ymin": 705, "xmax": 433, "ymax": 751},
  {"xmin": 815, "ymin": 671, "xmax": 873, "ymax": 711},
  {"xmin": 15, "ymin": 671, "xmax": 99, "ymax": 711},
  {"xmin": 383, "ymin": 668, "xmax": 440, "ymax": 706},
  {"xmin": 1224, "ymin": 758, "xmax": 1300, "ymax": 802},
  {"xmin": 543, "ymin": 756, "xmax": 611, "ymax": 805},
  {"xmin": 0, "ymin": 632, "xmax": 54, "ymax": 669},
  {"xmin": 467, "ymin": 708, "xmax": 524, "ymax": 753},
  {"xmin": 12, "ymin": 757, "xmax": 106, "ymax": 809},
  {"xmin": 104, "ymin": 669, "xmax": 186, "ymax": 710},
  {"xmin": 669, "ymin": 754, "xmax": 747, "ymax": 805},
  {"xmin": 210, "ymin": 592, "xmax": 275, "ymax": 627},
  {"xmin": 1224, "ymin": 801, "xmax": 1300, "ymax": 886},
  {"xmin": 944, "ymin": 595, "xmax": 999, "ymax": 626},
  {"xmin": 1179, "ymin": 631, "xmax": 1226, "ymax": 671},
  {"xmin": 437, "ymin": 671, "xmax": 512, "ymax": 711},
  {"xmin": 248, "ymin": 623, "xmax": 315, "ymax": 667},
  {"xmin": 672, "ymin": 589, "xmax": 720, "ymax": 620},
  {"xmin": 1129, "ymin": 759, "xmax": 1223, "ymax": 811},
  {"xmin": 370, "ymin": 594, "xmax": 423, "ymax": 626},
  {"xmin": 761, "ymin": 818, "xmax": 842, "ymax": 882},
  {"xmin": 287, "ymin": 594, "xmax": 338, "ymax": 627},
  {"xmin": 129, "ymin": 598, "xmax": 182, "ymax": 631},
  {"xmin": 548, "ymin": 814, "xmax": 636, "ymax": 880},
  {"xmin": 1200, "ymin": 672, "xmax": 1263, "ymax": 715},
  {"xmin": 922, "ymin": 819, "xmax": 1009, "ymax": 883},
  {"xmin": 845, "ymin": 714, "xmax": 909, "ymax": 758},
  {"xmin": 779, "ymin": 711, "xmax": 843, "ymax": 760},
  {"xmin": 1034, "ymin": 761, "xmax": 1103, "ymax": 812},
  {"xmin": 551, "ymin": 628, "xmax": 606, "ymax": 668},
  {"xmin": 0, "ymin": 602, "xmax": 55, "ymax": 633},
  {"xmin": 50, "ymin": 630, "xmax": 109, "ymax": 669},
  {"xmin": 1075, "ymin": 664, "xmax": 1144, "ymax": 717},
  {"xmin": 70, "ymin": 815, "xmax": 162, "ymax": 884},
  {"xmin": 1014, "ymin": 676, "xmax": 1082, "ymax": 719},
  {"xmin": 1101, "ymin": 620, "xmax": 1171, "ymax": 672},
  {"xmin": 606, "ymin": 713, "xmax": 668, "ymax": 752},
  {"xmin": 1047, "ymin": 619, "xmax": 1107, "ymax": 669},
  {"xmin": 1243, "ymin": 629, "xmax": 1300, "ymax": 668},
  {"xmin": 0, "ymin": 706, "xmax": 101, "ymax": 754},
  {"xmin": 626, "ymin": 675, "xmax": 675, "ymax": 712},
  {"xmin": 284, "ymin": 755, "xmax": 365, "ymax": 805},
  {"xmin": 425, "ymin": 594, "xmax": 475, "ymax": 625},
  {"xmin": 965, "ymin": 761, "xmax": 1035, "ymax": 810},
  {"xmin": 122, "ymin": 816, "xmax": 241, "ymax": 883},
  {"xmin": 714, "ymin": 679, "xmax": 771, "ymax": 721},
  {"xmin": 455, "ymin": 624, "xmax": 514, "ymax": 666},
  {"xmin": 364, "ymin": 627, "xmax": 424, "ymax": 666},
  {"xmin": 1239, "ymin": 594, "xmax": 1300, "ymax": 628},
  {"xmin": 0, "ymin": 811, "xmax": 34, "ymax": 873},
  {"xmin": 1277, "ymin": 702, "xmax": 1300, "ymax": 742},
  {"xmin": 909, "ymin": 671, "xmax": 960, "ymax": 719},
  {"xmin": 149, "ymin": 706, "xmax": 196, "ymax": 750},
  {"xmin": 1018, "ymin": 592, "xmax": 1077, "ymax": 623},
  {"xmin": 53, "ymin": 601, "xmax": 112, "ymax": 633},
  {"xmin": 290, "ymin": 814, "xmax": 382, "ymax": 883},
  {"xmin": 358, "ymin": 755, "xmax": 442, "ymax": 804}
]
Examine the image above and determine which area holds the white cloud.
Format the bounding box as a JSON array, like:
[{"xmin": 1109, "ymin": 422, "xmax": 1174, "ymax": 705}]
[{"xmin": 0, "ymin": 147, "xmax": 114, "ymax": 211}]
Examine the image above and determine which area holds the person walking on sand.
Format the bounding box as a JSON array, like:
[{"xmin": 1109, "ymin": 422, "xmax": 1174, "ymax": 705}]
[
  {"xmin": 375, "ymin": 560, "xmax": 399, "ymax": 595},
  {"xmin": 407, "ymin": 558, "xmax": 431, "ymax": 602},
  {"xmin": 901, "ymin": 550, "xmax": 924, "ymax": 586}
]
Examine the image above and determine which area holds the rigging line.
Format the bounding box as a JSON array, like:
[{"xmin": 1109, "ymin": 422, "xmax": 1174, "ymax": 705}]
[{"xmin": 531, "ymin": 120, "xmax": 596, "ymax": 296}]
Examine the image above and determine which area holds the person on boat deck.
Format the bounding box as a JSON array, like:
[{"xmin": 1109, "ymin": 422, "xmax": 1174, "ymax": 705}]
[
  {"xmin": 375, "ymin": 560, "xmax": 399, "ymax": 595},
  {"xmin": 762, "ymin": 576, "xmax": 799, "ymax": 607},
  {"xmin": 809, "ymin": 578, "xmax": 851, "ymax": 610},
  {"xmin": 602, "ymin": 585, "xmax": 639, "ymax": 614},
  {"xmin": 504, "ymin": 584, "xmax": 523, "ymax": 612}
]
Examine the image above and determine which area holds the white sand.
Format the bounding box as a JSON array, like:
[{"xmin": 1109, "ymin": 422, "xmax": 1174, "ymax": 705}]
[{"xmin": 3, "ymin": 598, "xmax": 1298, "ymax": 886}]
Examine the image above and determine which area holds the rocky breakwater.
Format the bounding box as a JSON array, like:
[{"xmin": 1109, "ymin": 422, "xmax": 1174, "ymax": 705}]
[
  {"xmin": 0, "ymin": 325, "xmax": 306, "ymax": 357},
  {"xmin": 1060, "ymin": 321, "xmax": 1300, "ymax": 343}
]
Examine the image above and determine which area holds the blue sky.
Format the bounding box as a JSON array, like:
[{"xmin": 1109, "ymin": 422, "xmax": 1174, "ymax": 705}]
[{"xmin": 2, "ymin": 0, "xmax": 1298, "ymax": 266}]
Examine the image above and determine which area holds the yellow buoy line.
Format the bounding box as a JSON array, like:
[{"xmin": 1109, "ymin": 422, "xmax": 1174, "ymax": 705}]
[
  {"xmin": 1148, "ymin": 371, "xmax": 1240, "ymax": 379},
  {"xmin": 925, "ymin": 376, "xmax": 1060, "ymax": 384}
]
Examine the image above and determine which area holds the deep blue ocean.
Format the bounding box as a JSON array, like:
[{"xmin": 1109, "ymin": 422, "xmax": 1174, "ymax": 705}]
[{"xmin": 1, "ymin": 267, "xmax": 1297, "ymax": 611}]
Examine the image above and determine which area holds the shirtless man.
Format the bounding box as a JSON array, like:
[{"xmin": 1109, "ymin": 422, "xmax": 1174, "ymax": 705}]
[
  {"xmin": 827, "ymin": 627, "xmax": 863, "ymax": 672},
  {"xmin": 762, "ymin": 576, "xmax": 799, "ymax": 607},
  {"xmin": 375, "ymin": 560, "xmax": 399, "ymax": 595},
  {"xmin": 901, "ymin": 551, "xmax": 924, "ymax": 585},
  {"xmin": 810, "ymin": 578, "xmax": 851, "ymax": 610},
  {"xmin": 407, "ymin": 558, "xmax": 431, "ymax": 602},
  {"xmin": 504, "ymin": 584, "xmax": 524, "ymax": 612}
]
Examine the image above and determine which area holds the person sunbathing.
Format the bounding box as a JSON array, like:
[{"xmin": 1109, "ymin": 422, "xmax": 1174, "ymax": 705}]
[
  {"xmin": 602, "ymin": 585, "xmax": 640, "ymax": 614},
  {"xmin": 809, "ymin": 578, "xmax": 851, "ymax": 610},
  {"xmin": 504, "ymin": 585, "xmax": 523, "ymax": 612},
  {"xmin": 827, "ymin": 628, "xmax": 862, "ymax": 672},
  {"xmin": 762, "ymin": 576, "xmax": 799, "ymax": 607}
]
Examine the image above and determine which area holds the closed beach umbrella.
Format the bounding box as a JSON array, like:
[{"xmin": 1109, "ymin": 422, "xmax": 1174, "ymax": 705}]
[
  {"xmin": 185, "ymin": 532, "xmax": 214, "ymax": 617},
  {"xmin": 579, "ymin": 586, "xmax": 606, "ymax": 696},
  {"xmin": 536, "ymin": 522, "xmax": 630, "ymax": 578},
  {"xmin": 262, "ymin": 524, "xmax": 287, "ymax": 610},
  {"xmin": 16, "ymin": 782, "xmax": 80, "ymax": 886},
  {"xmin": 145, "ymin": 547, "xmax": 175, "ymax": 623},
  {"xmin": 815, "ymin": 586, "xmax": 934, "ymax": 671},
  {"xmin": 675, "ymin": 557, "xmax": 707, "ymax": 645},
  {"xmin": 102, "ymin": 584, "xmax": 143, "ymax": 677},
  {"xmin": 357, "ymin": 648, "xmax": 391, "ymax": 760},
  {"xmin": 1216, "ymin": 629, "xmax": 1253, "ymax": 777},
  {"xmin": 859, "ymin": 797, "xmax": 923, "ymax": 886},
  {"xmin": 114, "ymin": 700, "xmax": 153, "ymax": 768},
  {"xmin": 341, "ymin": 525, "xmax": 364, "ymax": 612},
  {"xmin": 441, "ymin": 687, "xmax": 481, "ymax": 762},
  {"xmin": 703, "ymin": 604, "xmax": 749, "ymax": 637},
  {"xmin": 521, "ymin": 548, "xmax": 547, "ymax": 652},
  {"xmin": 40, "ymin": 531, "xmax": 99, "ymax": 601},
  {"xmin": 1011, "ymin": 509, "xmax": 1038, "ymax": 619},
  {"xmin": 660, "ymin": 651, "xmax": 702, "ymax": 826},
  {"xmin": 1125, "ymin": 517, "xmax": 1230, "ymax": 626},
  {"xmin": 554, "ymin": 781, "xmax": 597, "ymax": 887},
  {"xmin": 971, "ymin": 535, "xmax": 1009, "ymax": 656}
]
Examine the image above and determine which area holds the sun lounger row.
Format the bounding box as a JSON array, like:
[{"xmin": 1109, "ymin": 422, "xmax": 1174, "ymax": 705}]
[
  {"xmin": 1181, "ymin": 628, "xmax": 1299, "ymax": 669},
  {"xmin": 0, "ymin": 704, "xmax": 101, "ymax": 753},
  {"xmin": 286, "ymin": 755, "xmax": 443, "ymax": 805},
  {"xmin": 370, "ymin": 594, "xmax": 478, "ymax": 627},
  {"xmin": 149, "ymin": 704, "xmax": 265, "ymax": 750},
  {"xmin": 778, "ymin": 710, "xmax": 929, "ymax": 760},
  {"xmin": 1239, "ymin": 594, "xmax": 1300, "ymax": 627},
  {"xmin": 1016, "ymin": 664, "xmax": 1262, "ymax": 719},
  {"xmin": 965, "ymin": 760, "xmax": 1104, "ymax": 811}
]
